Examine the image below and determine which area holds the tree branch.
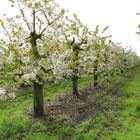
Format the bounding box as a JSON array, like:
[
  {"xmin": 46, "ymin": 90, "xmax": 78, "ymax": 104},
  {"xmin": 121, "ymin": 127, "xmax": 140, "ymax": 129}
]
[
  {"xmin": 0, "ymin": 22, "xmax": 12, "ymax": 41},
  {"xmin": 33, "ymin": 10, "xmax": 36, "ymax": 33},
  {"xmin": 39, "ymin": 27, "xmax": 47, "ymax": 36},
  {"xmin": 77, "ymin": 37, "xmax": 87, "ymax": 46},
  {"xmin": 17, "ymin": 0, "xmax": 31, "ymax": 31},
  {"xmin": 36, "ymin": 9, "xmax": 59, "ymax": 26}
]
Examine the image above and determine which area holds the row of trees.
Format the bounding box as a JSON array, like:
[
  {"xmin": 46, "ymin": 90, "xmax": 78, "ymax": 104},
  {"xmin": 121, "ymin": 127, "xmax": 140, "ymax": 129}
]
[{"xmin": 0, "ymin": 0, "xmax": 139, "ymax": 117}]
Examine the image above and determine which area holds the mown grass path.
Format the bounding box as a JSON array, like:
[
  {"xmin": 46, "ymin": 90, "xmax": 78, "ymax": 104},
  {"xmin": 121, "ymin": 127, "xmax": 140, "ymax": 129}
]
[{"xmin": 102, "ymin": 67, "xmax": 140, "ymax": 140}]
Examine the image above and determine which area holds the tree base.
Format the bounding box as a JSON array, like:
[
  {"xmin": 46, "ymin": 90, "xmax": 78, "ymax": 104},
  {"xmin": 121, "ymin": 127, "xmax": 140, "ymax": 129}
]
[{"xmin": 72, "ymin": 90, "xmax": 80, "ymax": 97}]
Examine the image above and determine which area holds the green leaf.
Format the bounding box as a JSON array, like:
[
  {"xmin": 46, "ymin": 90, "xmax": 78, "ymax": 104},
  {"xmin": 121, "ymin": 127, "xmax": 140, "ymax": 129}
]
[
  {"xmin": 11, "ymin": 4, "xmax": 14, "ymax": 7},
  {"xmin": 9, "ymin": 0, "xmax": 15, "ymax": 3},
  {"xmin": 102, "ymin": 26, "xmax": 109, "ymax": 34},
  {"xmin": 35, "ymin": 2, "xmax": 42, "ymax": 9},
  {"xmin": 94, "ymin": 25, "xmax": 99, "ymax": 35}
]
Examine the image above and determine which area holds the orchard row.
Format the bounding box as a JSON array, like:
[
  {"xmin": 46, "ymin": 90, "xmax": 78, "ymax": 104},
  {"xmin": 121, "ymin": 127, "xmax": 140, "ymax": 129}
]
[{"xmin": 0, "ymin": 0, "xmax": 139, "ymax": 117}]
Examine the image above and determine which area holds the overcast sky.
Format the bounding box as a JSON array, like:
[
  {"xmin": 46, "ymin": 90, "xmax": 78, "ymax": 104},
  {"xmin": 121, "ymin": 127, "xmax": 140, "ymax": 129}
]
[{"xmin": 1, "ymin": 0, "xmax": 140, "ymax": 55}]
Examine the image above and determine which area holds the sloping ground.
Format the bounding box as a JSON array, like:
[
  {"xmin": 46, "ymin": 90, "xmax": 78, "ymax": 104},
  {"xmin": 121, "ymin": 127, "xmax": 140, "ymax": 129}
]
[{"xmin": 0, "ymin": 68, "xmax": 139, "ymax": 140}]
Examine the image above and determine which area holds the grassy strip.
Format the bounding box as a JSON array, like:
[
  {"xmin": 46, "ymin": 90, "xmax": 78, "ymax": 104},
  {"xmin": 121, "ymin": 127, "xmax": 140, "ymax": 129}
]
[{"xmin": 101, "ymin": 67, "xmax": 140, "ymax": 140}]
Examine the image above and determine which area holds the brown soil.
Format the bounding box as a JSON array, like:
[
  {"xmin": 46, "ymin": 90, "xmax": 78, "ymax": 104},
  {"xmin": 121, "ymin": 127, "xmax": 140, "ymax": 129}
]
[{"xmin": 43, "ymin": 80, "xmax": 122, "ymax": 127}]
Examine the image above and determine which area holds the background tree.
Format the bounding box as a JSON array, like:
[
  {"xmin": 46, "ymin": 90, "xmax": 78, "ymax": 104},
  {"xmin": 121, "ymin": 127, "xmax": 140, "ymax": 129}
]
[
  {"xmin": 62, "ymin": 14, "xmax": 89, "ymax": 96},
  {"xmin": 84, "ymin": 26, "xmax": 111, "ymax": 86}
]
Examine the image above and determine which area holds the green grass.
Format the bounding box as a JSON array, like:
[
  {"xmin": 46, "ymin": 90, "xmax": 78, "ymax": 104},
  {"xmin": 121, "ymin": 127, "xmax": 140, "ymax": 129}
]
[
  {"xmin": 1, "ymin": 68, "xmax": 140, "ymax": 140},
  {"xmin": 0, "ymin": 76, "xmax": 92, "ymax": 140},
  {"xmin": 72, "ymin": 114, "xmax": 109, "ymax": 140},
  {"xmin": 102, "ymin": 67, "xmax": 140, "ymax": 140}
]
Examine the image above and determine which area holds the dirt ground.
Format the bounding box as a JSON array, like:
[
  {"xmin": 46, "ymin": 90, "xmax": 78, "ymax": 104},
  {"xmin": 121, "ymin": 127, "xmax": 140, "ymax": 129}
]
[{"xmin": 43, "ymin": 80, "xmax": 122, "ymax": 127}]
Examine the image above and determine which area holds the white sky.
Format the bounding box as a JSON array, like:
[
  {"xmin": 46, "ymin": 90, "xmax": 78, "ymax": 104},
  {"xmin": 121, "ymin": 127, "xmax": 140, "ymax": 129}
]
[{"xmin": 1, "ymin": 0, "xmax": 140, "ymax": 55}]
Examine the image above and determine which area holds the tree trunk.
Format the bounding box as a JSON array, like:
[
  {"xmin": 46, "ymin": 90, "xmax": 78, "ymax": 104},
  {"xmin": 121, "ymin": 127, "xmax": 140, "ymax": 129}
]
[
  {"xmin": 93, "ymin": 73, "xmax": 98, "ymax": 86},
  {"xmin": 93, "ymin": 60, "xmax": 98, "ymax": 87},
  {"xmin": 30, "ymin": 10, "xmax": 44, "ymax": 117},
  {"xmin": 72, "ymin": 76, "xmax": 79, "ymax": 96},
  {"xmin": 71, "ymin": 43, "xmax": 80, "ymax": 96},
  {"xmin": 111, "ymin": 71, "xmax": 114, "ymax": 77},
  {"xmin": 33, "ymin": 82, "xmax": 44, "ymax": 117}
]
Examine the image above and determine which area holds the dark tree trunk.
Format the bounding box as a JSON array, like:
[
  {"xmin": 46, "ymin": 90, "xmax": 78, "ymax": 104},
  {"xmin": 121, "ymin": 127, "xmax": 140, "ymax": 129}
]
[
  {"xmin": 121, "ymin": 69, "xmax": 124, "ymax": 73},
  {"xmin": 93, "ymin": 60, "xmax": 98, "ymax": 87},
  {"xmin": 111, "ymin": 71, "xmax": 114, "ymax": 77},
  {"xmin": 33, "ymin": 82, "xmax": 44, "ymax": 117},
  {"xmin": 72, "ymin": 76, "xmax": 79, "ymax": 96},
  {"xmin": 93, "ymin": 73, "xmax": 98, "ymax": 86},
  {"xmin": 71, "ymin": 42, "xmax": 80, "ymax": 96}
]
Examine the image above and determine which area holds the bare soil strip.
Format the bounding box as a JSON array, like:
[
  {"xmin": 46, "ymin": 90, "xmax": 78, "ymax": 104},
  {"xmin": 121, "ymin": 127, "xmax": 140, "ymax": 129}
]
[{"xmin": 43, "ymin": 78, "xmax": 128, "ymax": 128}]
